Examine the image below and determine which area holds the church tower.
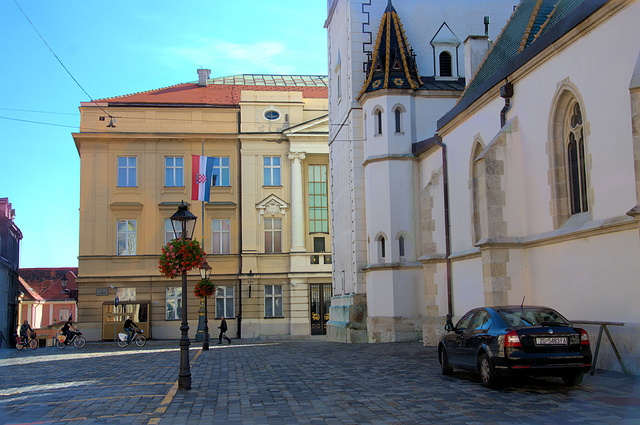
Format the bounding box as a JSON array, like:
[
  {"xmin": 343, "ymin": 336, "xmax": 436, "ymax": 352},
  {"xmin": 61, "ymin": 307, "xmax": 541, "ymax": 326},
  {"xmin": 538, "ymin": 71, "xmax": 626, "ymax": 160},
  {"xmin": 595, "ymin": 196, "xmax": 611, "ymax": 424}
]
[{"xmin": 358, "ymin": 0, "xmax": 424, "ymax": 342}]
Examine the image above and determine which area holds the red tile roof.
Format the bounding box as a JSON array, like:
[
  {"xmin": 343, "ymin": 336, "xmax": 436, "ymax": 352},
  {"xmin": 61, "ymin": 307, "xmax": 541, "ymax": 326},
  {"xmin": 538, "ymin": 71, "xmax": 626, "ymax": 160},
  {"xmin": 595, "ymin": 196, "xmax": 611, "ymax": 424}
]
[
  {"xmin": 19, "ymin": 268, "xmax": 78, "ymax": 301},
  {"xmin": 84, "ymin": 80, "xmax": 328, "ymax": 107}
]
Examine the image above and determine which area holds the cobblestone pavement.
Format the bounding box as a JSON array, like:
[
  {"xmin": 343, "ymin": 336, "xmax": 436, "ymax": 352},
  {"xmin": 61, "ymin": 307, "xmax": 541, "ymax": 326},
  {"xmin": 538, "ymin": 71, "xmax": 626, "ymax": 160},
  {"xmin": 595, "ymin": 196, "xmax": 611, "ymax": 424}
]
[{"xmin": 0, "ymin": 339, "xmax": 638, "ymax": 424}]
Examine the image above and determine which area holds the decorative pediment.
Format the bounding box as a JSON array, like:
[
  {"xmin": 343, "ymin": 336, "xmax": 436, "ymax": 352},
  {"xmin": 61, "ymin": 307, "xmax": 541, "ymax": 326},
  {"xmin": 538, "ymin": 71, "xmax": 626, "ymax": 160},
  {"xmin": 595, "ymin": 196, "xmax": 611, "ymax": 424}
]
[
  {"xmin": 430, "ymin": 22, "xmax": 461, "ymax": 47},
  {"xmin": 282, "ymin": 115, "xmax": 329, "ymax": 137},
  {"xmin": 256, "ymin": 194, "xmax": 289, "ymax": 218}
]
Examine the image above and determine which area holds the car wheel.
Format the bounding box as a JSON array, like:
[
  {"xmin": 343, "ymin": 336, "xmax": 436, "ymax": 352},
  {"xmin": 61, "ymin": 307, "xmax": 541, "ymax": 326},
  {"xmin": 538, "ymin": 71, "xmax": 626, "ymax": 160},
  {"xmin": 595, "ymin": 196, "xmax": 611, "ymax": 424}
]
[
  {"xmin": 440, "ymin": 347, "xmax": 453, "ymax": 375},
  {"xmin": 562, "ymin": 371, "xmax": 584, "ymax": 386},
  {"xmin": 478, "ymin": 353, "xmax": 500, "ymax": 388}
]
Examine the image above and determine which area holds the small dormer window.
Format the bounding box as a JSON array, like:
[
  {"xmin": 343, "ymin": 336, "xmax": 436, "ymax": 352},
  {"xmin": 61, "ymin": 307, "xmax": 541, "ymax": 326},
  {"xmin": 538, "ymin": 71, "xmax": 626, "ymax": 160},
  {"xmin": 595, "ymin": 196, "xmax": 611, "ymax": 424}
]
[
  {"xmin": 439, "ymin": 51, "xmax": 452, "ymax": 77},
  {"xmin": 264, "ymin": 110, "xmax": 280, "ymax": 121}
]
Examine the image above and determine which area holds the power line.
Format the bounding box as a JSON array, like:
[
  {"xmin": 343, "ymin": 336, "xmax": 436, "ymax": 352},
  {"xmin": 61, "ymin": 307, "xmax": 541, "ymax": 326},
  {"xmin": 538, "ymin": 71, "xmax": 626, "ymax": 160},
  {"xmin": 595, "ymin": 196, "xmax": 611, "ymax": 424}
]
[
  {"xmin": 12, "ymin": 0, "xmax": 113, "ymax": 120},
  {"xmin": 0, "ymin": 107, "xmax": 78, "ymax": 116},
  {"xmin": 0, "ymin": 116, "xmax": 77, "ymax": 129}
]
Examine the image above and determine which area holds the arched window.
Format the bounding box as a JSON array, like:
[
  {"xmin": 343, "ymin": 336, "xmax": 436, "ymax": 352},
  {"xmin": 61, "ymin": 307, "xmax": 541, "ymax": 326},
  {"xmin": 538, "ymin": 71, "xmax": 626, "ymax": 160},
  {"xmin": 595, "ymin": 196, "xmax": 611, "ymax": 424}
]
[
  {"xmin": 549, "ymin": 83, "xmax": 590, "ymax": 228},
  {"xmin": 398, "ymin": 235, "xmax": 405, "ymax": 258},
  {"xmin": 376, "ymin": 109, "xmax": 383, "ymax": 135},
  {"xmin": 439, "ymin": 51, "xmax": 452, "ymax": 77},
  {"xmin": 567, "ymin": 102, "xmax": 588, "ymax": 214},
  {"xmin": 378, "ymin": 236, "xmax": 386, "ymax": 261},
  {"xmin": 394, "ymin": 108, "xmax": 402, "ymax": 133},
  {"xmin": 471, "ymin": 141, "xmax": 484, "ymax": 243}
]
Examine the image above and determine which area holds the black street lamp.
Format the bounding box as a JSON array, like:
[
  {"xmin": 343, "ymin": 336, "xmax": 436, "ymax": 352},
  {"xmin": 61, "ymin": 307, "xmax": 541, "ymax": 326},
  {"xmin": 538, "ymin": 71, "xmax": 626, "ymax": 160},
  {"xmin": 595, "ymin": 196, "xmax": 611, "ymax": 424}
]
[
  {"xmin": 248, "ymin": 270, "xmax": 254, "ymax": 298},
  {"xmin": 170, "ymin": 201, "xmax": 197, "ymax": 390},
  {"xmin": 199, "ymin": 260, "xmax": 212, "ymax": 351}
]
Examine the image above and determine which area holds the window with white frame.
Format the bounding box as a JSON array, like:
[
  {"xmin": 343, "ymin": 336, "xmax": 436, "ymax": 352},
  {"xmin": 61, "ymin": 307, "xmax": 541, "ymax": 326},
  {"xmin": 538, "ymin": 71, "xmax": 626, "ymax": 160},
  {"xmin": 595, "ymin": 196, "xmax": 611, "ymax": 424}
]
[
  {"xmin": 117, "ymin": 156, "xmax": 137, "ymax": 187},
  {"xmin": 439, "ymin": 51, "xmax": 453, "ymax": 77},
  {"xmin": 58, "ymin": 309, "xmax": 70, "ymax": 322},
  {"xmin": 117, "ymin": 219, "xmax": 136, "ymax": 255},
  {"xmin": 215, "ymin": 286, "xmax": 235, "ymax": 318},
  {"xmin": 164, "ymin": 219, "xmax": 182, "ymax": 244},
  {"xmin": 264, "ymin": 218, "xmax": 282, "ymax": 253},
  {"xmin": 263, "ymin": 157, "xmax": 281, "ymax": 186},
  {"xmin": 308, "ymin": 165, "xmax": 329, "ymax": 233},
  {"xmin": 399, "ymin": 235, "xmax": 405, "ymax": 258},
  {"xmin": 165, "ymin": 157, "xmax": 184, "ymax": 187},
  {"xmin": 211, "ymin": 219, "xmax": 230, "ymax": 254},
  {"xmin": 166, "ymin": 287, "xmax": 182, "ymax": 320},
  {"xmin": 212, "ymin": 157, "xmax": 230, "ymax": 186},
  {"xmin": 264, "ymin": 284, "xmax": 283, "ymax": 317}
]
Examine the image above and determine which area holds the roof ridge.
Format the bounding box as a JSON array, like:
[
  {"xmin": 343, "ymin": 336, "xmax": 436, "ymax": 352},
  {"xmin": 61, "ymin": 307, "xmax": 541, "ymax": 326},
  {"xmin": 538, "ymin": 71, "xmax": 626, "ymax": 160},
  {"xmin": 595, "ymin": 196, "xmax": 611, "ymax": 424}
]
[{"xmin": 95, "ymin": 82, "xmax": 192, "ymax": 102}]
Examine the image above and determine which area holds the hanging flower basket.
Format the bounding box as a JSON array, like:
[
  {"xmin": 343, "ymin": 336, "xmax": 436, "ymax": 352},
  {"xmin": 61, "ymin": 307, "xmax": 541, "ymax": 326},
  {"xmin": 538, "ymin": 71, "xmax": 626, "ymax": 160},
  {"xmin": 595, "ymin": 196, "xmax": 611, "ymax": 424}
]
[
  {"xmin": 158, "ymin": 239, "xmax": 206, "ymax": 279},
  {"xmin": 194, "ymin": 279, "xmax": 216, "ymax": 299}
]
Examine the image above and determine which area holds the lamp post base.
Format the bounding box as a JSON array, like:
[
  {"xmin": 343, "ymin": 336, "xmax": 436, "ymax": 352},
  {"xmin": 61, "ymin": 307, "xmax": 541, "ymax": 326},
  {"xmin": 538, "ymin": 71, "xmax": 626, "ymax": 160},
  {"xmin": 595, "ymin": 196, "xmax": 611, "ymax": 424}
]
[{"xmin": 179, "ymin": 271, "xmax": 191, "ymax": 390}]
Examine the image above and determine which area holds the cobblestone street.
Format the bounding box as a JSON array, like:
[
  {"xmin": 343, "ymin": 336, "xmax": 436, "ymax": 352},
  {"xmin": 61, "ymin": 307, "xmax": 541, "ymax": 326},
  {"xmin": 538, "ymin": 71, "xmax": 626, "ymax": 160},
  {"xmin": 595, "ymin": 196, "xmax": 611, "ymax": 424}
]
[{"xmin": 0, "ymin": 340, "xmax": 638, "ymax": 424}]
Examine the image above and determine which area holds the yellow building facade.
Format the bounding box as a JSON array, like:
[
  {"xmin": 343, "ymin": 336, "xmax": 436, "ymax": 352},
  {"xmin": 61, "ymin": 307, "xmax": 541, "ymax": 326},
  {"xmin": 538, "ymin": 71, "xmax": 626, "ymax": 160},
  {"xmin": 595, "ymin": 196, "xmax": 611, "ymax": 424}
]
[{"xmin": 73, "ymin": 73, "xmax": 331, "ymax": 341}]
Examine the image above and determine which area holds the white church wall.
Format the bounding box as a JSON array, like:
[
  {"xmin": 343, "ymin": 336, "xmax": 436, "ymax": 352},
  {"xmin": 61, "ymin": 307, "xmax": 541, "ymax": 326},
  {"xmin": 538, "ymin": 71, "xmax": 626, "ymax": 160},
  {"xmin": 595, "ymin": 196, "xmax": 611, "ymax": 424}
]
[
  {"xmin": 526, "ymin": 229, "xmax": 640, "ymax": 324},
  {"xmin": 442, "ymin": 96, "xmax": 504, "ymax": 252},
  {"xmin": 418, "ymin": 152, "xmax": 447, "ymax": 253},
  {"xmin": 450, "ymin": 257, "xmax": 484, "ymax": 318}
]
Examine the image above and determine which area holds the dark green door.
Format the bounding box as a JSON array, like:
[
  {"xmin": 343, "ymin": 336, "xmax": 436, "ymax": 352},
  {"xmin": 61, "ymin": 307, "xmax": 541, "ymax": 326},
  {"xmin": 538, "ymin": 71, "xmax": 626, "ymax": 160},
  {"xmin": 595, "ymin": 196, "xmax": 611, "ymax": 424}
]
[{"xmin": 310, "ymin": 283, "xmax": 332, "ymax": 335}]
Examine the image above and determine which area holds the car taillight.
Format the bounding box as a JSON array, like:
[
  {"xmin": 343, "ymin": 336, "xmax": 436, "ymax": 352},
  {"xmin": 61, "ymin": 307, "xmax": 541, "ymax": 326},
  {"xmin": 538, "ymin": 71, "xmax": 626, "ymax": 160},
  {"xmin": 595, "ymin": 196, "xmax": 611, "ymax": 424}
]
[
  {"xmin": 580, "ymin": 328, "xmax": 590, "ymax": 345},
  {"xmin": 504, "ymin": 330, "xmax": 521, "ymax": 348}
]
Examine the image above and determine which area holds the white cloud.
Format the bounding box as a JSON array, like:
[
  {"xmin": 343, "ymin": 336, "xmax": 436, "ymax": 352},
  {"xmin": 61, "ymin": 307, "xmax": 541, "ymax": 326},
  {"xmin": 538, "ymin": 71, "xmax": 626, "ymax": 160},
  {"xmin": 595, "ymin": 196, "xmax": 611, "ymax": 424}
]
[{"xmin": 162, "ymin": 39, "xmax": 296, "ymax": 74}]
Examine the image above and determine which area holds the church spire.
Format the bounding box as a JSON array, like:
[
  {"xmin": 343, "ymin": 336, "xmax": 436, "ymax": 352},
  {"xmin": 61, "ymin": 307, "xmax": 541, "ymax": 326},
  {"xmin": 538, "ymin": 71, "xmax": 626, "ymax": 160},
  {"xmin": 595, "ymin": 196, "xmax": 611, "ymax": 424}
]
[{"xmin": 358, "ymin": 0, "xmax": 422, "ymax": 99}]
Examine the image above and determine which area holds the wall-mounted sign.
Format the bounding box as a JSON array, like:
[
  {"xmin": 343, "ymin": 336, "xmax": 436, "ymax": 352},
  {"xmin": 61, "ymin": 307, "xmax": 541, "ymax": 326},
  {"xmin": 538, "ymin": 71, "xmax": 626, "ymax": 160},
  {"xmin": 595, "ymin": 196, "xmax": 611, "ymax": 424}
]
[{"xmin": 96, "ymin": 288, "xmax": 109, "ymax": 296}]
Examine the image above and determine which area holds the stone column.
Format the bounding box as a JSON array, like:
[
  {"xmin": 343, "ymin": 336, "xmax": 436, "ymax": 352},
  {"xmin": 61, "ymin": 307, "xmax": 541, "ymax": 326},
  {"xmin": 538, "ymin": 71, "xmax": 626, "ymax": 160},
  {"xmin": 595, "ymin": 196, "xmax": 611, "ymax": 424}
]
[{"xmin": 289, "ymin": 152, "xmax": 306, "ymax": 252}]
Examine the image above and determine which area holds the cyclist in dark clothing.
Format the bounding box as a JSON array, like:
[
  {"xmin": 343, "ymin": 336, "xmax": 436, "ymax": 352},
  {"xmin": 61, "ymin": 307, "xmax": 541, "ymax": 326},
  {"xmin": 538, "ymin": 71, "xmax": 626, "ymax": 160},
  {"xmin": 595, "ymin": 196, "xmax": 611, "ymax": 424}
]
[
  {"xmin": 19, "ymin": 320, "xmax": 33, "ymax": 342},
  {"xmin": 123, "ymin": 316, "xmax": 138, "ymax": 344},
  {"xmin": 61, "ymin": 318, "xmax": 76, "ymax": 345}
]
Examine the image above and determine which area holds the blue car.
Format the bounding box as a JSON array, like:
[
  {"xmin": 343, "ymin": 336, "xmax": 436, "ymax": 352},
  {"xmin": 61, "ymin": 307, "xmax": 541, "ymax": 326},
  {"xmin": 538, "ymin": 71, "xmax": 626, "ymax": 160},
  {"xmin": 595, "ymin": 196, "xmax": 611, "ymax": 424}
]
[{"xmin": 438, "ymin": 306, "xmax": 592, "ymax": 387}]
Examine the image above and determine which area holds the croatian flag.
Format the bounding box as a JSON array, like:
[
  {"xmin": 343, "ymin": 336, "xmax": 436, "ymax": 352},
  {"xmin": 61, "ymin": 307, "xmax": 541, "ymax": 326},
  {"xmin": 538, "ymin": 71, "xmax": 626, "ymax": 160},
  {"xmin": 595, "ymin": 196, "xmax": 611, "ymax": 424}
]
[{"xmin": 191, "ymin": 155, "xmax": 214, "ymax": 202}]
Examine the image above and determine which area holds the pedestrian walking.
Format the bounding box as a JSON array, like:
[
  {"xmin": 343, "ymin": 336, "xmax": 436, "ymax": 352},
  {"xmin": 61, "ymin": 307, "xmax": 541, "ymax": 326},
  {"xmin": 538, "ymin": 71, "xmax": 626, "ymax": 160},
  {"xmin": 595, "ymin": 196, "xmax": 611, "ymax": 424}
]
[{"xmin": 218, "ymin": 316, "xmax": 231, "ymax": 344}]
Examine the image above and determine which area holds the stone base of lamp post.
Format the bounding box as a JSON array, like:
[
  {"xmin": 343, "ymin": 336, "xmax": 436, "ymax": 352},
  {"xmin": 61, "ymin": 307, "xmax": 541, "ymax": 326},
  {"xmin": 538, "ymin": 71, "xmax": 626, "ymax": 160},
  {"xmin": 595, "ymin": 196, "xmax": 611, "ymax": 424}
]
[{"xmin": 178, "ymin": 271, "xmax": 191, "ymax": 390}]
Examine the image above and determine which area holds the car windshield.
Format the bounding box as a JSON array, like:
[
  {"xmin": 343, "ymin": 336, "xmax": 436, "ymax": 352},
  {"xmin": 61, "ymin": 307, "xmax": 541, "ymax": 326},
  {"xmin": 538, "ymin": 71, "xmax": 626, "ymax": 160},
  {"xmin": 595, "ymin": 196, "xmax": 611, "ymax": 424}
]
[{"xmin": 496, "ymin": 308, "xmax": 572, "ymax": 327}]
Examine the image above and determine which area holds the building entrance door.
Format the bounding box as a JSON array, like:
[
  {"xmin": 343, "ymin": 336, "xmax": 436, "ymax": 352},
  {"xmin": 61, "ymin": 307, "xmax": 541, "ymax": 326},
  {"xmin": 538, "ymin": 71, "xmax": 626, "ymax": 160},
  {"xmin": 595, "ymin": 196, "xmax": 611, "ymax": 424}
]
[{"xmin": 310, "ymin": 283, "xmax": 332, "ymax": 335}]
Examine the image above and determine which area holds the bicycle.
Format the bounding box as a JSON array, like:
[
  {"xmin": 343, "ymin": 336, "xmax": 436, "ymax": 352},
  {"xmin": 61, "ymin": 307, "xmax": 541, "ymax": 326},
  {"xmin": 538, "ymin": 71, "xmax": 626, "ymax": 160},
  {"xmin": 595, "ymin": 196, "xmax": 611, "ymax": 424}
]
[
  {"xmin": 15, "ymin": 332, "xmax": 38, "ymax": 350},
  {"xmin": 55, "ymin": 330, "xmax": 86, "ymax": 349},
  {"xmin": 117, "ymin": 328, "xmax": 146, "ymax": 347}
]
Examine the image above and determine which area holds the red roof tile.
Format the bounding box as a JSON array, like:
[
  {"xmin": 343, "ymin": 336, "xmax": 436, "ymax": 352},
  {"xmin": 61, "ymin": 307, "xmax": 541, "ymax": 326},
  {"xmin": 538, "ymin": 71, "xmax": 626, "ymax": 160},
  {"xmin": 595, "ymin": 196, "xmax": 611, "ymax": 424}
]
[
  {"xmin": 19, "ymin": 268, "xmax": 78, "ymax": 301},
  {"xmin": 85, "ymin": 83, "xmax": 327, "ymax": 107}
]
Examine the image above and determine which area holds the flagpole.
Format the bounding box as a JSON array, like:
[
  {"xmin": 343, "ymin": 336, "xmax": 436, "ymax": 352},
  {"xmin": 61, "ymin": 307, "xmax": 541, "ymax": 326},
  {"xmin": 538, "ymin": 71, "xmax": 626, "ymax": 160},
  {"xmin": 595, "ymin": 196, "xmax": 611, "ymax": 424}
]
[{"xmin": 201, "ymin": 140, "xmax": 205, "ymax": 245}]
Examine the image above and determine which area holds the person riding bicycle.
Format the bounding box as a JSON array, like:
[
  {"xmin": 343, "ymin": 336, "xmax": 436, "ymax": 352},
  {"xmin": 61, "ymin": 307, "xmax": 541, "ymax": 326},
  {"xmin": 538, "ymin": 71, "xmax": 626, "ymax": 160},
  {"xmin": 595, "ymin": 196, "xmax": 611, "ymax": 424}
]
[
  {"xmin": 19, "ymin": 320, "xmax": 33, "ymax": 344},
  {"xmin": 61, "ymin": 317, "xmax": 77, "ymax": 345},
  {"xmin": 123, "ymin": 316, "xmax": 138, "ymax": 344}
]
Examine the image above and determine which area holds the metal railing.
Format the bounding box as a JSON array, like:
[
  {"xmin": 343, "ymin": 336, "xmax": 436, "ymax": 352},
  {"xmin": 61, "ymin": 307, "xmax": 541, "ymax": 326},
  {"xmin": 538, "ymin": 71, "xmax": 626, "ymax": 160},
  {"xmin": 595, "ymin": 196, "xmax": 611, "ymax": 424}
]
[{"xmin": 572, "ymin": 320, "xmax": 628, "ymax": 375}]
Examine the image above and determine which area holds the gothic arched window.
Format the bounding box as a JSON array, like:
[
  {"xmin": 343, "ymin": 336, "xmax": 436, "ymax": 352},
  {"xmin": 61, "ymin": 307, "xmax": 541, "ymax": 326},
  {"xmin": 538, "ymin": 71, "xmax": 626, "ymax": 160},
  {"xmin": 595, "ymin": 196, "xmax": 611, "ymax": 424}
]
[{"xmin": 567, "ymin": 102, "xmax": 588, "ymax": 214}]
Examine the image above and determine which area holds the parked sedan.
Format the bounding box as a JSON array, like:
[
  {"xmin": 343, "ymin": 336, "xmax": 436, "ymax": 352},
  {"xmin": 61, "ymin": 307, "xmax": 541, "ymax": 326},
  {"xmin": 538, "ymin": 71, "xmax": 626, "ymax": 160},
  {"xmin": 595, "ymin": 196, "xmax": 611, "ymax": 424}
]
[{"xmin": 438, "ymin": 306, "xmax": 592, "ymax": 387}]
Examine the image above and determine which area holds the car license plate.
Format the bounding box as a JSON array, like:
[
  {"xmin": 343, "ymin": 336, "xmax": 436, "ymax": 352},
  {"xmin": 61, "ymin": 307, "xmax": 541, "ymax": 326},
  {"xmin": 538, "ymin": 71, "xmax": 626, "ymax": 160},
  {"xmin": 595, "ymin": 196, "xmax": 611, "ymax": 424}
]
[{"xmin": 536, "ymin": 336, "xmax": 567, "ymax": 345}]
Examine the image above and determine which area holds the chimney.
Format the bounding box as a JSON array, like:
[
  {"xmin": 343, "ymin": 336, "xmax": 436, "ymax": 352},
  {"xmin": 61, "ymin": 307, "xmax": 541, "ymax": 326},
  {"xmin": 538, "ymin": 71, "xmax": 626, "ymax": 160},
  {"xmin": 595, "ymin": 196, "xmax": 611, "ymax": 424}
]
[
  {"xmin": 464, "ymin": 35, "xmax": 492, "ymax": 86},
  {"xmin": 197, "ymin": 69, "xmax": 211, "ymax": 87}
]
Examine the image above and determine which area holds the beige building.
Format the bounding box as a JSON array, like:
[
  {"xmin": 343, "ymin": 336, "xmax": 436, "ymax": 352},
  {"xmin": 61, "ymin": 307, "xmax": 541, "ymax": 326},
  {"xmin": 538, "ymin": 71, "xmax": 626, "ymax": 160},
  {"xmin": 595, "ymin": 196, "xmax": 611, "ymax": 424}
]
[{"xmin": 73, "ymin": 73, "xmax": 331, "ymax": 342}]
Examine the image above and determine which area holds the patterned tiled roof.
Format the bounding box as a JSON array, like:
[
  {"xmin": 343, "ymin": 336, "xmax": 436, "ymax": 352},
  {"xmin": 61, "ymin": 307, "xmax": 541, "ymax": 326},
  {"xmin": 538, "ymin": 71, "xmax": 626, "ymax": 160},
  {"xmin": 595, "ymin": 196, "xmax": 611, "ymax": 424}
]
[
  {"xmin": 89, "ymin": 75, "xmax": 328, "ymax": 107},
  {"xmin": 438, "ymin": 0, "xmax": 607, "ymax": 129},
  {"xmin": 359, "ymin": 0, "xmax": 422, "ymax": 98}
]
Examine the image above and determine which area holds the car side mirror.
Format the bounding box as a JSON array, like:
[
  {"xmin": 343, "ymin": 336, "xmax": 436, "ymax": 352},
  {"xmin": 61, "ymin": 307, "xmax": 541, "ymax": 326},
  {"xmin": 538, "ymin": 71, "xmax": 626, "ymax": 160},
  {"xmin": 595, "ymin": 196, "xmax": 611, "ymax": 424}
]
[{"xmin": 445, "ymin": 313, "xmax": 454, "ymax": 332}]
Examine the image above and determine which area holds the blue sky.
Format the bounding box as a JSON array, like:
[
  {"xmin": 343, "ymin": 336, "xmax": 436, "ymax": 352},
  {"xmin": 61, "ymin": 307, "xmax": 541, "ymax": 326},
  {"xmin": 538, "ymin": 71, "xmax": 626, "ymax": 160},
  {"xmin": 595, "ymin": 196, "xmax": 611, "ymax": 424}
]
[{"xmin": 1, "ymin": 0, "xmax": 328, "ymax": 268}]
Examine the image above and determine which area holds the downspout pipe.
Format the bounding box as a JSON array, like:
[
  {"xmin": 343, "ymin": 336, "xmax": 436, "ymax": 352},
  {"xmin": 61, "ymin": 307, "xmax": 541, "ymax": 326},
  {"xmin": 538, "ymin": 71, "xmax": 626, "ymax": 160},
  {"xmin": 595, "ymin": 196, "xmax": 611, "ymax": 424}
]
[
  {"xmin": 237, "ymin": 111, "xmax": 243, "ymax": 339},
  {"xmin": 500, "ymin": 80, "xmax": 514, "ymax": 128},
  {"xmin": 435, "ymin": 137, "xmax": 453, "ymax": 317}
]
